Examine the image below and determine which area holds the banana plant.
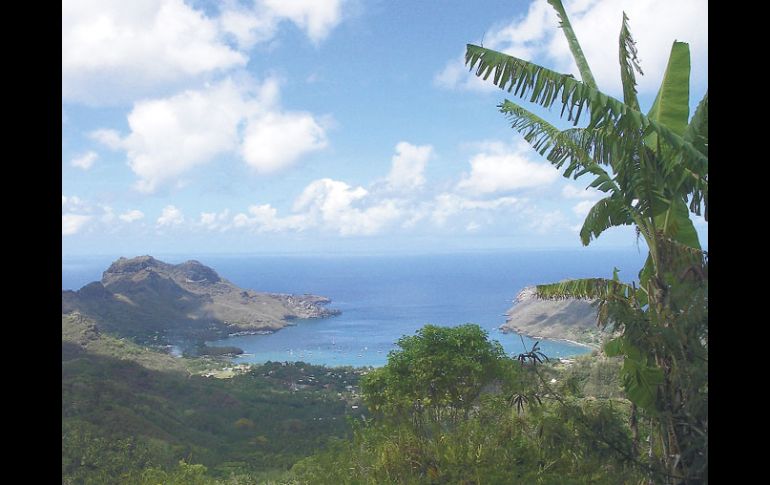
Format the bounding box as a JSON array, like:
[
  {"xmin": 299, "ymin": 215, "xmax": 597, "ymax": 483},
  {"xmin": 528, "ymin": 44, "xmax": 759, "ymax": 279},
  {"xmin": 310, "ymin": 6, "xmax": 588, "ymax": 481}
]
[{"xmin": 465, "ymin": 1, "xmax": 707, "ymax": 483}]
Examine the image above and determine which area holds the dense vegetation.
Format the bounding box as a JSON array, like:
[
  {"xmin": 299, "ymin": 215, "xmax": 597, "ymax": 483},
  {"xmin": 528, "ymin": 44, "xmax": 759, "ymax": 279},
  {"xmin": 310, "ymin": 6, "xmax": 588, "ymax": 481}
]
[
  {"xmin": 62, "ymin": 314, "xmax": 366, "ymax": 484},
  {"xmin": 289, "ymin": 325, "xmax": 643, "ymax": 484},
  {"xmin": 62, "ymin": 1, "xmax": 706, "ymax": 482},
  {"xmin": 464, "ymin": 0, "xmax": 708, "ymax": 482},
  {"xmin": 63, "ymin": 314, "xmax": 638, "ymax": 484}
]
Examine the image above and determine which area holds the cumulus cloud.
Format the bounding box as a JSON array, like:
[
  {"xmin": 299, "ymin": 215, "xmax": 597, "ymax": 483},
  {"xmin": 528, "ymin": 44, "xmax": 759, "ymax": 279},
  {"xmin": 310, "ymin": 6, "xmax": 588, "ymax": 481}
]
[
  {"xmin": 218, "ymin": 1, "xmax": 279, "ymax": 49},
  {"xmin": 157, "ymin": 205, "xmax": 184, "ymax": 226},
  {"xmin": 386, "ymin": 142, "xmax": 433, "ymax": 191},
  {"xmin": 434, "ymin": 54, "xmax": 503, "ymax": 93},
  {"xmin": 62, "ymin": 195, "xmax": 88, "ymax": 213},
  {"xmin": 119, "ymin": 210, "xmax": 145, "ymax": 222},
  {"xmin": 261, "ymin": 0, "xmax": 346, "ymax": 44},
  {"xmin": 528, "ymin": 209, "xmax": 569, "ymax": 235},
  {"xmin": 232, "ymin": 204, "xmax": 308, "ymax": 232},
  {"xmin": 101, "ymin": 206, "xmax": 116, "ymax": 223},
  {"xmin": 198, "ymin": 209, "xmax": 232, "ymax": 231},
  {"xmin": 63, "ymin": 0, "xmax": 348, "ymax": 105},
  {"xmin": 62, "ymin": 195, "xmax": 97, "ymax": 235},
  {"xmin": 466, "ymin": 221, "xmax": 481, "ymax": 232},
  {"xmin": 436, "ymin": 0, "xmax": 707, "ymax": 97},
  {"xmin": 562, "ymin": 185, "xmax": 602, "ymax": 200},
  {"xmin": 571, "ymin": 199, "xmax": 596, "ymax": 217},
  {"xmin": 431, "ymin": 193, "xmax": 522, "ymax": 225},
  {"xmin": 456, "ymin": 143, "xmax": 558, "ymax": 194},
  {"xmin": 241, "ymin": 112, "xmax": 327, "ymax": 174},
  {"xmin": 92, "ymin": 77, "xmax": 327, "ymax": 192},
  {"xmin": 90, "ymin": 129, "xmax": 123, "ymax": 150},
  {"xmin": 62, "ymin": 214, "xmax": 92, "ymax": 236},
  {"xmin": 563, "ymin": 183, "xmax": 602, "ymax": 218},
  {"xmin": 228, "ymin": 179, "xmax": 401, "ymax": 236},
  {"xmin": 63, "ymin": 0, "xmax": 246, "ymax": 104},
  {"xmin": 293, "ymin": 178, "xmax": 401, "ymax": 236},
  {"xmin": 71, "ymin": 151, "xmax": 98, "ymax": 170},
  {"xmin": 181, "ymin": 139, "xmax": 556, "ymax": 236}
]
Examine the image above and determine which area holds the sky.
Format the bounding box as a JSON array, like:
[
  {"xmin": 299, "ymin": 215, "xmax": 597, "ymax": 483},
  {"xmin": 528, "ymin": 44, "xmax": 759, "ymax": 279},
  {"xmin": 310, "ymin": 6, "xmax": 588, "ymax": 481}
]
[{"xmin": 62, "ymin": 0, "xmax": 708, "ymax": 256}]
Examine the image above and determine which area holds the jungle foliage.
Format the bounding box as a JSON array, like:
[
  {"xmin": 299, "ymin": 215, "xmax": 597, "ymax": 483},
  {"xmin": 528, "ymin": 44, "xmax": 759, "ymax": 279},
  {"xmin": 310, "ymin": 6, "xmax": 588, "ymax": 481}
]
[
  {"xmin": 289, "ymin": 325, "xmax": 643, "ymax": 484},
  {"xmin": 464, "ymin": 0, "xmax": 708, "ymax": 482},
  {"xmin": 62, "ymin": 337, "xmax": 363, "ymax": 484}
]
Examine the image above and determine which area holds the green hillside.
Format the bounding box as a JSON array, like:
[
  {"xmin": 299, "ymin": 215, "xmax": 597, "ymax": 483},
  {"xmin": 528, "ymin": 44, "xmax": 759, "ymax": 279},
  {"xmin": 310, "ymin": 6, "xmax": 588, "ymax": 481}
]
[{"xmin": 62, "ymin": 314, "xmax": 363, "ymax": 484}]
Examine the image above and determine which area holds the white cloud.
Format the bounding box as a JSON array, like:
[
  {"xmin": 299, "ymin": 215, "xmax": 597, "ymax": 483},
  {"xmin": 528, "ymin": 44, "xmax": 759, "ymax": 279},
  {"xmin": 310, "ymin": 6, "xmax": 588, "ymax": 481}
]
[
  {"xmin": 294, "ymin": 178, "xmax": 400, "ymax": 236},
  {"xmin": 241, "ymin": 112, "xmax": 327, "ymax": 174},
  {"xmin": 436, "ymin": 0, "xmax": 707, "ymax": 97},
  {"xmin": 233, "ymin": 204, "xmax": 308, "ymax": 232},
  {"xmin": 101, "ymin": 206, "xmax": 116, "ymax": 223},
  {"xmin": 71, "ymin": 151, "xmax": 98, "ymax": 170},
  {"xmin": 563, "ymin": 183, "xmax": 602, "ymax": 219},
  {"xmin": 218, "ymin": 1, "xmax": 278, "ymax": 49},
  {"xmin": 386, "ymin": 142, "xmax": 433, "ymax": 191},
  {"xmin": 466, "ymin": 221, "xmax": 481, "ymax": 232},
  {"xmin": 562, "ymin": 185, "xmax": 602, "ymax": 199},
  {"xmin": 431, "ymin": 193, "xmax": 522, "ymax": 225},
  {"xmin": 62, "ymin": 195, "xmax": 87, "ymax": 212},
  {"xmin": 225, "ymin": 178, "xmax": 401, "ymax": 236},
  {"xmin": 92, "ymin": 77, "xmax": 327, "ymax": 192},
  {"xmin": 457, "ymin": 143, "xmax": 558, "ymax": 194},
  {"xmin": 157, "ymin": 205, "xmax": 184, "ymax": 226},
  {"xmin": 434, "ymin": 56, "xmax": 500, "ymax": 92},
  {"xmin": 62, "ymin": 0, "xmax": 246, "ymax": 104},
  {"xmin": 572, "ymin": 199, "xmax": 596, "ymax": 217},
  {"xmin": 119, "ymin": 209, "xmax": 145, "ymax": 222},
  {"xmin": 62, "ymin": 214, "xmax": 92, "ymax": 236},
  {"xmin": 63, "ymin": 0, "xmax": 348, "ymax": 105},
  {"xmin": 528, "ymin": 210, "xmax": 568, "ymax": 235},
  {"xmin": 90, "ymin": 129, "xmax": 123, "ymax": 150},
  {"xmin": 120, "ymin": 80, "xmax": 245, "ymax": 192},
  {"xmin": 198, "ymin": 209, "xmax": 231, "ymax": 231},
  {"xmin": 261, "ymin": 0, "xmax": 346, "ymax": 44}
]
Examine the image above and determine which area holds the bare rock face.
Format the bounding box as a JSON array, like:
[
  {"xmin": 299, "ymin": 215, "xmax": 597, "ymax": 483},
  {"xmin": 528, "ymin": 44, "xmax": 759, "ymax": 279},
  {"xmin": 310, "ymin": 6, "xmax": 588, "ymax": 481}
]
[
  {"xmin": 500, "ymin": 286, "xmax": 603, "ymax": 347},
  {"xmin": 63, "ymin": 255, "xmax": 340, "ymax": 344}
]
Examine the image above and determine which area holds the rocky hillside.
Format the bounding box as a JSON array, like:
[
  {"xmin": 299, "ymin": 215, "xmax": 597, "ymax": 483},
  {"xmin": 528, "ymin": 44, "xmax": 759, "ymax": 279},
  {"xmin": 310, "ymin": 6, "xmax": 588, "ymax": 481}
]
[
  {"xmin": 62, "ymin": 255, "xmax": 340, "ymax": 344},
  {"xmin": 499, "ymin": 286, "xmax": 604, "ymax": 348}
]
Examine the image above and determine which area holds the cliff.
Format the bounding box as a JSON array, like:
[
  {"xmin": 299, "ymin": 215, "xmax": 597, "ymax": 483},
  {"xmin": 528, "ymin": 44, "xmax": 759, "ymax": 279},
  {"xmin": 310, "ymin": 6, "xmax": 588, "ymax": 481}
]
[
  {"xmin": 499, "ymin": 286, "xmax": 604, "ymax": 348},
  {"xmin": 62, "ymin": 255, "xmax": 340, "ymax": 344}
]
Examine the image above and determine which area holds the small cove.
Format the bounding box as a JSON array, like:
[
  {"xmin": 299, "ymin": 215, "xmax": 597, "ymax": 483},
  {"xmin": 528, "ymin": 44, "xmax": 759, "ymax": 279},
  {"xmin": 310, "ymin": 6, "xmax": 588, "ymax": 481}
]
[{"xmin": 63, "ymin": 250, "xmax": 647, "ymax": 367}]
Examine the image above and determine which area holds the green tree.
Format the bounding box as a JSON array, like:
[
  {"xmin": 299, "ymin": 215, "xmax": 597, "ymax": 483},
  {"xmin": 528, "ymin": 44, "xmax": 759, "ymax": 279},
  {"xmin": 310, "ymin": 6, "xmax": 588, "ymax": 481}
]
[
  {"xmin": 464, "ymin": 1, "xmax": 707, "ymax": 483},
  {"xmin": 362, "ymin": 324, "xmax": 507, "ymax": 426}
]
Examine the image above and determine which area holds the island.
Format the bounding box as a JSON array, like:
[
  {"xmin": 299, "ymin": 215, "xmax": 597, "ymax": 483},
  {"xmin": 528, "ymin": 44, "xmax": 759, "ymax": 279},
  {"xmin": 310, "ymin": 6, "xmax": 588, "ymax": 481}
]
[
  {"xmin": 62, "ymin": 255, "xmax": 340, "ymax": 346},
  {"xmin": 499, "ymin": 286, "xmax": 606, "ymax": 348}
]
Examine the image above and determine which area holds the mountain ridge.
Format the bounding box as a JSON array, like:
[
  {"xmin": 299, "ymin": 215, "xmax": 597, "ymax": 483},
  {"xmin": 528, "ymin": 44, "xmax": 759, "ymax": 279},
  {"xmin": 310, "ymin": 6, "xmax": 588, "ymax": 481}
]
[{"xmin": 62, "ymin": 255, "xmax": 340, "ymax": 345}]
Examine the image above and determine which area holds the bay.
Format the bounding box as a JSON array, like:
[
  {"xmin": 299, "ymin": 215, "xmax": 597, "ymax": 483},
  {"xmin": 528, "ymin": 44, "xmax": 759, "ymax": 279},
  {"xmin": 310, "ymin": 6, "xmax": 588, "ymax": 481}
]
[{"xmin": 62, "ymin": 249, "xmax": 647, "ymax": 367}]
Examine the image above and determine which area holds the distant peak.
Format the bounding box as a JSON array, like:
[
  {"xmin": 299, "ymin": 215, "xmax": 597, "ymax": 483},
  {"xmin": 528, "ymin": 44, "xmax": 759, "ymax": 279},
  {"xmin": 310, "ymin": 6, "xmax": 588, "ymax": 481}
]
[
  {"xmin": 176, "ymin": 260, "xmax": 221, "ymax": 284},
  {"xmin": 101, "ymin": 256, "xmax": 221, "ymax": 284},
  {"xmin": 104, "ymin": 255, "xmax": 162, "ymax": 275}
]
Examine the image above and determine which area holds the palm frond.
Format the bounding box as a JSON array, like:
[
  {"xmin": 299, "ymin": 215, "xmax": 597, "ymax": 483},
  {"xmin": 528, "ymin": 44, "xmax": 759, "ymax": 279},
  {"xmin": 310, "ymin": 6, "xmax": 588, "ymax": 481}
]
[
  {"xmin": 681, "ymin": 90, "xmax": 708, "ymax": 220},
  {"xmin": 498, "ymin": 100, "xmax": 706, "ymax": 217},
  {"xmin": 618, "ymin": 12, "xmax": 642, "ymax": 112},
  {"xmin": 656, "ymin": 198, "xmax": 701, "ymax": 250},
  {"xmin": 536, "ymin": 278, "xmax": 636, "ymax": 302},
  {"xmin": 684, "ymin": 91, "xmax": 708, "ymax": 157},
  {"xmin": 579, "ymin": 195, "xmax": 634, "ymax": 246},
  {"xmin": 646, "ymin": 41, "xmax": 690, "ymax": 137},
  {"xmin": 465, "ymin": 45, "xmax": 707, "ymax": 172},
  {"xmin": 546, "ymin": 0, "xmax": 597, "ymax": 88}
]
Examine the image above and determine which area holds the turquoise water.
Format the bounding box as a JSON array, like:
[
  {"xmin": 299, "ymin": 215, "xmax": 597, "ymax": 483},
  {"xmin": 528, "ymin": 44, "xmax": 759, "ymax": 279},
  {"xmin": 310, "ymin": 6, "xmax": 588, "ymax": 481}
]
[{"xmin": 62, "ymin": 250, "xmax": 647, "ymax": 367}]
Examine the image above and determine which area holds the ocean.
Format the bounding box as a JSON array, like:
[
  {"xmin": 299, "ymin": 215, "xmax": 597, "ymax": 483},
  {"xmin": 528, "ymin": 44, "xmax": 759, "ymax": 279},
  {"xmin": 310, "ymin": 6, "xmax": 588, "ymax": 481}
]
[{"xmin": 62, "ymin": 249, "xmax": 648, "ymax": 367}]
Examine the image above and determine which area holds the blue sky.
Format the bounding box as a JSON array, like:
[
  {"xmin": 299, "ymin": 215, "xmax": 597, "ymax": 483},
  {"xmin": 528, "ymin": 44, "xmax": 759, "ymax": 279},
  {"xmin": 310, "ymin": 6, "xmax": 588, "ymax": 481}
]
[{"xmin": 62, "ymin": 0, "xmax": 708, "ymax": 256}]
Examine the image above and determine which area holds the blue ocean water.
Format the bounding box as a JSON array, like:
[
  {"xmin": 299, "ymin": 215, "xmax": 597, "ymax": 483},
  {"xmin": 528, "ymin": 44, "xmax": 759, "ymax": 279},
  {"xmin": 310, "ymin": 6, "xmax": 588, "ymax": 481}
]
[{"xmin": 62, "ymin": 250, "xmax": 647, "ymax": 367}]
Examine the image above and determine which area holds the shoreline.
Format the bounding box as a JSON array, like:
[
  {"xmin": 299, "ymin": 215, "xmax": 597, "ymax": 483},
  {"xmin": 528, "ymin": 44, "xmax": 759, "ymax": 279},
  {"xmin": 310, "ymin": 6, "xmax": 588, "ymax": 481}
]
[{"xmin": 500, "ymin": 325, "xmax": 600, "ymax": 350}]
